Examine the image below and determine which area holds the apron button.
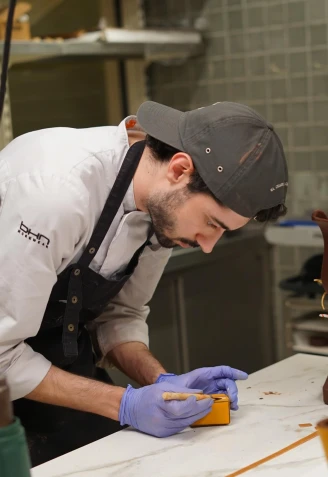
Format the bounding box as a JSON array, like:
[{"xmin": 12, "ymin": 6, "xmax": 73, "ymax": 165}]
[
  {"xmin": 89, "ymin": 247, "xmax": 96, "ymax": 254},
  {"xmin": 68, "ymin": 324, "xmax": 75, "ymax": 332},
  {"xmin": 72, "ymin": 296, "xmax": 78, "ymax": 304},
  {"xmin": 74, "ymin": 269, "xmax": 80, "ymax": 276}
]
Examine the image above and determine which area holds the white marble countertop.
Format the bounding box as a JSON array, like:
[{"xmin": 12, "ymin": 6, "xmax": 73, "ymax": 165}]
[{"xmin": 32, "ymin": 354, "xmax": 328, "ymax": 477}]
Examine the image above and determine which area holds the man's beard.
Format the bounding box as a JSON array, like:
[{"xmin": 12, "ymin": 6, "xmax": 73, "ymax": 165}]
[{"xmin": 146, "ymin": 189, "xmax": 200, "ymax": 249}]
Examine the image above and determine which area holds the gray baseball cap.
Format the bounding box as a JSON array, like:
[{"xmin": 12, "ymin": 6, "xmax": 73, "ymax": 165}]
[{"xmin": 137, "ymin": 101, "xmax": 288, "ymax": 218}]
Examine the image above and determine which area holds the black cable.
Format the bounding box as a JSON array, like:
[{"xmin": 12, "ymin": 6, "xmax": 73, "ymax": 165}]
[{"xmin": 0, "ymin": 0, "xmax": 17, "ymax": 123}]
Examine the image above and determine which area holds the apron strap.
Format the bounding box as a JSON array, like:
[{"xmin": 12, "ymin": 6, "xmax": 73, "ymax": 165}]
[
  {"xmin": 312, "ymin": 210, "xmax": 328, "ymax": 309},
  {"xmin": 126, "ymin": 224, "xmax": 154, "ymax": 271},
  {"xmin": 79, "ymin": 140, "xmax": 146, "ymax": 268},
  {"xmin": 62, "ymin": 140, "xmax": 147, "ymax": 358},
  {"xmin": 62, "ymin": 266, "xmax": 83, "ymax": 358}
]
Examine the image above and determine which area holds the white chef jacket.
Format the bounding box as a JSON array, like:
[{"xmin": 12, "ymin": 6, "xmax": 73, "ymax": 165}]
[{"xmin": 0, "ymin": 116, "xmax": 171, "ymax": 400}]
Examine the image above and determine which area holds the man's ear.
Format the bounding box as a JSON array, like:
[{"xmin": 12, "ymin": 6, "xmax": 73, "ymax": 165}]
[{"xmin": 167, "ymin": 153, "xmax": 194, "ymax": 185}]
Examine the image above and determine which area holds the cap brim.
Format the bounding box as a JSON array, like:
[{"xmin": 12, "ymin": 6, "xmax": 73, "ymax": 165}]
[{"xmin": 137, "ymin": 101, "xmax": 184, "ymax": 150}]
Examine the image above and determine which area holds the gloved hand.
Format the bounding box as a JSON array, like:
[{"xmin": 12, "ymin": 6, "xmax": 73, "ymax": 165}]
[
  {"xmin": 119, "ymin": 381, "xmax": 213, "ymax": 438},
  {"xmin": 156, "ymin": 366, "xmax": 248, "ymax": 411}
]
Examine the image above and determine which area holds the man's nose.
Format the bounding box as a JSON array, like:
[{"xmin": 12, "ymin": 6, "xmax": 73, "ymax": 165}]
[{"xmin": 196, "ymin": 229, "xmax": 224, "ymax": 254}]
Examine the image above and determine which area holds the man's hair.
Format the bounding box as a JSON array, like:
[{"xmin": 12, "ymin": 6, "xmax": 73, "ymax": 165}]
[{"xmin": 145, "ymin": 134, "xmax": 287, "ymax": 223}]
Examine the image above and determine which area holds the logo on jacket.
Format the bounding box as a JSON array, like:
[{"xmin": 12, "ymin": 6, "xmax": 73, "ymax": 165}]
[{"xmin": 17, "ymin": 221, "xmax": 50, "ymax": 248}]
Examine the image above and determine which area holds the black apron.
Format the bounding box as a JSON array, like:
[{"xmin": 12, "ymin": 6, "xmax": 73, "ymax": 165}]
[{"xmin": 13, "ymin": 141, "xmax": 151, "ymax": 466}]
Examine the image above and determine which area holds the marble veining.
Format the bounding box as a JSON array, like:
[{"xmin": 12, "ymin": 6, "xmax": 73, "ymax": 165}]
[{"xmin": 32, "ymin": 354, "xmax": 328, "ymax": 477}]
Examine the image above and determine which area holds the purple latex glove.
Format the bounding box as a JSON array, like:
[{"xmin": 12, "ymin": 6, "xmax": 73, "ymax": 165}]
[
  {"xmin": 119, "ymin": 381, "xmax": 213, "ymax": 438},
  {"xmin": 156, "ymin": 366, "xmax": 248, "ymax": 411}
]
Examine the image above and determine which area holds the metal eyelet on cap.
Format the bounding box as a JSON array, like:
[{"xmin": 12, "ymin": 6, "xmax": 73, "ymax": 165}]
[
  {"xmin": 74, "ymin": 269, "xmax": 80, "ymax": 276},
  {"xmin": 89, "ymin": 247, "xmax": 96, "ymax": 255},
  {"xmin": 68, "ymin": 324, "xmax": 75, "ymax": 332},
  {"xmin": 206, "ymin": 148, "xmax": 211, "ymax": 154},
  {"xmin": 217, "ymin": 166, "xmax": 224, "ymax": 172},
  {"xmin": 72, "ymin": 296, "xmax": 78, "ymax": 304}
]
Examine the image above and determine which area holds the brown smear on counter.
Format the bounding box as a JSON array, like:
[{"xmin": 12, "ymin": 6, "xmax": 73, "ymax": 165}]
[
  {"xmin": 263, "ymin": 391, "xmax": 281, "ymax": 395},
  {"xmin": 299, "ymin": 423, "xmax": 313, "ymax": 428},
  {"xmin": 225, "ymin": 431, "xmax": 318, "ymax": 477}
]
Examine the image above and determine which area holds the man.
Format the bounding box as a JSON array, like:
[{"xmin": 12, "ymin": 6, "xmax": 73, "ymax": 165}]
[{"xmin": 0, "ymin": 101, "xmax": 287, "ymax": 466}]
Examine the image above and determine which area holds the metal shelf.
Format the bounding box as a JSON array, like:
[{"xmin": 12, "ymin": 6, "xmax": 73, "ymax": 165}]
[
  {"xmin": 284, "ymin": 295, "xmax": 327, "ymax": 360},
  {"xmin": 1, "ymin": 28, "xmax": 203, "ymax": 64},
  {"xmin": 293, "ymin": 344, "xmax": 328, "ymax": 356},
  {"xmin": 293, "ymin": 318, "xmax": 328, "ymax": 333},
  {"xmin": 0, "ymin": 23, "xmax": 203, "ymax": 149},
  {"xmin": 292, "ymin": 325, "xmax": 328, "ymax": 358},
  {"xmin": 285, "ymin": 296, "xmax": 322, "ymax": 311}
]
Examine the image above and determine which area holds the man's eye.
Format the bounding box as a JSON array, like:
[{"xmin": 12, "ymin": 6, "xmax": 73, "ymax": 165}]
[{"xmin": 207, "ymin": 221, "xmax": 217, "ymax": 229}]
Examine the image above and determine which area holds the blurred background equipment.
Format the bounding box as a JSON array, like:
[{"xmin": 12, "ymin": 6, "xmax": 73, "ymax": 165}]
[
  {"xmin": 0, "ymin": 2, "xmax": 30, "ymax": 40},
  {"xmin": 279, "ymin": 254, "xmax": 323, "ymax": 297},
  {"xmin": 0, "ymin": 0, "xmax": 17, "ymax": 124}
]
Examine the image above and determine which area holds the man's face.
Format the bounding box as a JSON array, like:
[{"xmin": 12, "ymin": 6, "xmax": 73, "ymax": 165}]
[{"xmin": 146, "ymin": 188, "xmax": 250, "ymax": 253}]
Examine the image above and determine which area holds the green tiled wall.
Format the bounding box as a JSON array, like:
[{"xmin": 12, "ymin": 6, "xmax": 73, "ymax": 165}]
[
  {"xmin": 145, "ymin": 0, "xmax": 328, "ymax": 218},
  {"xmin": 145, "ymin": 0, "xmax": 328, "ymax": 359}
]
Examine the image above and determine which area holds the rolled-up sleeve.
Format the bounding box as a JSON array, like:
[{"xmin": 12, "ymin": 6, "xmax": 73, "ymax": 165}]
[
  {"xmin": 93, "ymin": 245, "xmax": 171, "ymax": 363},
  {"xmin": 0, "ymin": 173, "xmax": 88, "ymax": 400}
]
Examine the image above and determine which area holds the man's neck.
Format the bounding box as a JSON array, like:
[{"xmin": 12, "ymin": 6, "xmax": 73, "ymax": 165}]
[
  {"xmin": 127, "ymin": 130, "xmax": 146, "ymax": 147},
  {"xmin": 131, "ymin": 146, "xmax": 159, "ymax": 214}
]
